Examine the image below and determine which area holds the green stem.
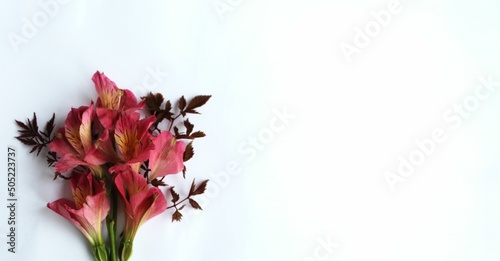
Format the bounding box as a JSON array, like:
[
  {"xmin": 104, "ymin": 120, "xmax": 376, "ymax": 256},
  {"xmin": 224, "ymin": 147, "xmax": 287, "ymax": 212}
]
[
  {"xmin": 106, "ymin": 180, "xmax": 118, "ymax": 261},
  {"xmin": 107, "ymin": 218, "xmax": 117, "ymax": 261}
]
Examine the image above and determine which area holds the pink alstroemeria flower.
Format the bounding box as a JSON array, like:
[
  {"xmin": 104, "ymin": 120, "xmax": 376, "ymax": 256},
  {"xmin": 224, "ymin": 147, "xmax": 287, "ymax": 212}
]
[
  {"xmin": 109, "ymin": 112, "xmax": 156, "ymax": 174},
  {"xmin": 93, "ymin": 71, "xmax": 143, "ymax": 129},
  {"xmin": 114, "ymin": 168, "xmax": 167, "ymax": 261},
  {"xmin": 148, "ymin": 131, "xmax": 186, "ymax": 182},
  {"xmin": 49, "ymin": 104, "xmax": 116, "ymax": 178},
  {"xmin": 47, "ymin": 171, "xmax": 109, "ymax": 261}
]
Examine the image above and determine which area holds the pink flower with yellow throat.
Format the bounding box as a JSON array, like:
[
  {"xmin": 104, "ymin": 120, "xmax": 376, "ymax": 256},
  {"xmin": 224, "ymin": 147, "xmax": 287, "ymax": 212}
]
[
  {"xmin": 148, "ymin": 131, "xmax": 186, "ymax": 182},
  {"xmin": 47, "ymin": 171, "xmax": 109, "ymax": 261},
  {"xmin": 109, "ymin": 111, "xmax": 156, "ymax": 174},
  {"xmin": 114, "ymin": 168, "xmax": 167, "ymax": 261},
  {"xmin": 92, "ymin": 71, "xmax": 144, "ymax": 130},
  {"xmin": 49, "ymin": 104, "xmax": 116, "ymax": 178}
]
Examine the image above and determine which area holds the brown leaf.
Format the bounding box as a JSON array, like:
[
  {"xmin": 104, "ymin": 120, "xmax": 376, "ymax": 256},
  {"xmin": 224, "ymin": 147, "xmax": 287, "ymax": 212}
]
[
  {"xmin": 174, "ymin": 126, "xmax": 180, "ymax": 137},
  {"xmin": 170, "ymin": 187, "xmax": 180, "ymax": 203},
  {"xmin": 16, "ymin": 138, "xmax": 37, "ymax": 146},
  {"xmin": 15, "ymin": 120, "xmax": 30, "ymax": 132},
  {"xmin": 44, "ymin": 113, "xmax": 55, "ymax": 138},
  {"xmin": 189, "ymin": 179, "xmax": 196, "ymax": 195},
  {"xmin": 151, "ymin": 179, "xmax": 167, "ymax": 187},
  {"xmin": 191, "ymin": 180, "xmax": 209, "ymax": 196},
  {"xmin": 142, "ymin": 92, "xmax": 164, "ymax": 115},
  {"xmin": 183, "ymin": 141, "xmax": 194, "ymax": 162},
  {"xmin": 178, "ymin": 95, "xmax": 187, "ymax": 111},
  {"xmin": 172, "ymin": 210, "xmax": 183, "ymax": 222},
  {"xmin": 30, "ymin": 112, "xmax": 39, "ymax": 133},
  {"xmin": 189, "ymin": 198, "xmax": 203, "ymax": 210},
  {"xmin": 189, "ymin": 131, "xmax": 206, "ymax": 139},
  {"xmin": 184, "ymin": 119, "xmax": 194, "ymax": 135},
  {"xmin": 53, "ymin": 172, "xmax": 71, "ymax": 180},
  {"xmin": 163, "ymin": 100, "xmax": 173, "ymax": 120},
  {"xmin": 15, "ymin": 113, "xmax": 55, "ymax": 156},
  {"xmin": 34, "ymin": 144, "xmax": 44, "ymax": 156},
  {"xmin": 184, "ymin": 95, "xmax": 211, "ymax": 114},
  {"xmin": 46, "ymin": 151, "xmax": 58, "ymax": 167}
]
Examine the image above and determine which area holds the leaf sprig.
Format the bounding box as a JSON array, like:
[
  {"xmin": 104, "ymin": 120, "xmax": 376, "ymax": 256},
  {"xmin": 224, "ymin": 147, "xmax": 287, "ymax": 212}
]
[
  {"xmin": 168, "ymin": 179, "xmax": 209, "ymax": 222},
  {"xmin": 15, "ymin": 113, "xmax": 58, "ymax": 166},
  {"xmin": 142, "ymin": 92, "xmax": 211, "ymax": 137}
]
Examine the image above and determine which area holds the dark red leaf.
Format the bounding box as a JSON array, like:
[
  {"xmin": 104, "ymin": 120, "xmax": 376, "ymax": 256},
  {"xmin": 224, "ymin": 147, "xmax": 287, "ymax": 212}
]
[
  {"xmin": 151, "ymin": 179, "xmax": 167, "ymax": 187},
  {"xmin": 142, "ymin": 92, "xmax": 164, "ymax": 115},
  {"xmin": 45, "ymin": 113, "xmax": 55, "ymax": 137},
  {"xmin": 170, "ymin": 187, "xmax": 180, "ymax": 203},
  {"xmin": 184, "ymin": 119, "xmax": 194, "ymax": 135},
  {"xmin": 178, "ymin": 96, "xmax": 187, "ymax": 111},
  {"xmin": 191, "ymin": 180, "xmax": 209, "ymax": 196},
  {"xmin": 185, "ymin": 95, "xmax": 211, "ymax": 114},
  {"xmin": 190, "ymin": 131, "xmax": 206, "ymax": 139},
  {"xmin": 183, "ymin": 142, "xmax": 194, "ymax": 162},
  {"xmin": 189, "ymin": 198, "xmax": 203, "ymax": 210},
  {"xmin": 172, "ymin": 210, "xmax": 183, "ymax": 222}
]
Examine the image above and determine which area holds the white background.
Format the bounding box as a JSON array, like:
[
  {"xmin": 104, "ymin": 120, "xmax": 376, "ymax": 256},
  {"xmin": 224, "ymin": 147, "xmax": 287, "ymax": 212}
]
[{"xmin": 1, "ymin": 0, "xmax": 500, "ymax": 260}]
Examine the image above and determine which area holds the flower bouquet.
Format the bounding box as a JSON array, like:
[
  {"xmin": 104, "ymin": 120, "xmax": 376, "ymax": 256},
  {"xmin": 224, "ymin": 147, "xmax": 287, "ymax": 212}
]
[{"xmin": 15, "ymin": 71, "xmax": 211, "ymax": 261}]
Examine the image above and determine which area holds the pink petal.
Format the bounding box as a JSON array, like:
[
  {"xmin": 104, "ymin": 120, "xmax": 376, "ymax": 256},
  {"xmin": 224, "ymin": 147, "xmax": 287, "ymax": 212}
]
[
  {"xmin": 116, "ymin": 168, "xmax": 149, "ymax": 197},
  {"xmin": 84, "ymin": 147, "xmax": 111, "ymax": 166},
  {"xmin": 79, "ymin": 104, "xmax": 95, "ymax": 153},
  {"xmin": 114, "ymin": 168, "xmax": 148, "ymax": 218},
  {"xmin": 93, "ymin": 71, "xmax": 121, "ymax": 110},
  {"xmin": 121, "ymin": 89, "xmax": 140, "ymax": 110},
  {"xmin": 94, "ymin": 129, "xmax": 120, "ymax": 164},
  {"xmin": 137, "ymin": 115, "xmax": 156, "ymax": 141},
  {"xmin": 47, "ymin": 199, "xmax": 94, "ymax": 243},
  {"xmin": 131, "ymin": 187, "xmax": 167, "ymax": 225},
  {"xmin": 149, "ymin": 131, "xmax": 185, "ymax": 181},
  {"xmin": 70, "ymin": 172, "xmax": 93, "ymax": 209},
  {"xmin": 54, "ymin": 153, "xmax": 87, "ymax": 173},
  {"xmin": 93, "ymin": 71, "xmax": 118, "ymax": 95},
  {"xmin": 67, "ymin": 189, "xmax": 109, "ymax": 231},
  {"xmin": 47, "ymin": 199, "xmax": 93, "ymax": 242},
  {"xmin": 92, "ymin": 71, "xmax": 118, "ymax": 97},
  {"xmin": 114, "ymin": 112, "xmax": 141, "ymax": 161},
  {"xmin": 132, "ymin": 115, "xmax": 156, "ymax": 163},
  {"xmin": 49, "ymin": 128, "xmax": 78, "ymax": 157},
  {"xmin": 64, "ymin": 107, "xmax": 88, "ymax": 156},
  {"xmin": 114, "ymin": 113, "xmax": 155, "ymax": 163},
  {"xmin": 96, "ymin": 107, "xmax": 119, "ymax": 130},
  {"xmin": 108, "ymin": 163, "xmax": 130, "ymax": 174}
]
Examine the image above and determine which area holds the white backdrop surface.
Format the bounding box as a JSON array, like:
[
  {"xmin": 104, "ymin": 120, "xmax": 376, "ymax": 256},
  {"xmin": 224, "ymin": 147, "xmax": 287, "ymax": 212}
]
[{"xmin": 1, "ymin": 0, "xmax": 500, "ymax": 261}]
